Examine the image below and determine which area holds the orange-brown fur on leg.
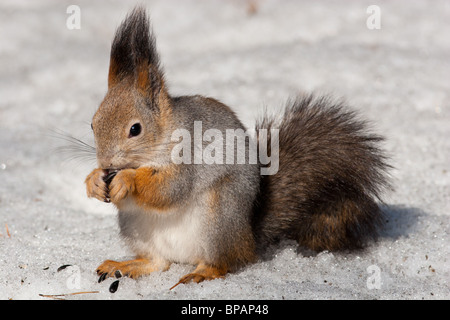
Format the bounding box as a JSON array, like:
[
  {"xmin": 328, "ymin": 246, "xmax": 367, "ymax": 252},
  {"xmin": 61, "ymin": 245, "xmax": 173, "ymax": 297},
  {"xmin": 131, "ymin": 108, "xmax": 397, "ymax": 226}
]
[
  {"xmin": 134, "ymin": 166, "xmax": 178, "ymax": 210},
  {"xmin": 110, "ymin": 166, "xmax": 179, "ymax": 211}
]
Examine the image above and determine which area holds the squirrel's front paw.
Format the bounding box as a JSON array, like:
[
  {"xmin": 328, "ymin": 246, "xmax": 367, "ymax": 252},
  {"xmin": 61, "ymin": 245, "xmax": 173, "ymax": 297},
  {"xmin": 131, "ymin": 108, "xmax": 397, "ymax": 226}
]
[
  {"xmin": 109, "ymin": 169, "xmax": 136, "ymax": 203},
  {"xmin": 85, "ymin": 168, "xmax": 108, "ymax": 202}
]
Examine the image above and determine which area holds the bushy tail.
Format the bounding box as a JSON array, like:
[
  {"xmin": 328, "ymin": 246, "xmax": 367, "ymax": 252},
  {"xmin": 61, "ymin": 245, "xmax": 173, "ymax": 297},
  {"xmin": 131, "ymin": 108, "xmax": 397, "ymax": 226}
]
[{"xmin": 253, "ymin": 95, "xmax": 391, "ymax": 251}]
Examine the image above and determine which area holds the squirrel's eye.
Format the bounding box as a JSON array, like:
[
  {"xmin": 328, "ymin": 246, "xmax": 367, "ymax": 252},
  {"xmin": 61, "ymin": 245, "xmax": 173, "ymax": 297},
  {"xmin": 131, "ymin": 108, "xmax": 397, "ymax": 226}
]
[{"xmin": 129, "ymin": 123, "xmax": 142, "ymax": 137}]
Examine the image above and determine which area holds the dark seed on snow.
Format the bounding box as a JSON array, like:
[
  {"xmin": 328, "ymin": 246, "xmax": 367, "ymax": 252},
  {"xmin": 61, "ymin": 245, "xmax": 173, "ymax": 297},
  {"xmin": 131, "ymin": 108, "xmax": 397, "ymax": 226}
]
[
  {"xmin": 57, "ymin": 264, "xmax": 72, "ymax": 272},
  {"xmin": 109, "ymin": 280, "xmax": 120, "ymax": 293}
]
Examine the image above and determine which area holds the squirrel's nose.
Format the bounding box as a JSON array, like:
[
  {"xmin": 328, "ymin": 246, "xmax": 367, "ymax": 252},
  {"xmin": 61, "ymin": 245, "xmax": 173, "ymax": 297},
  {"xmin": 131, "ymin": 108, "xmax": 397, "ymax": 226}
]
[{"xmin": 97, "ymin": 155, "xmax": 115, "ymax": 170}]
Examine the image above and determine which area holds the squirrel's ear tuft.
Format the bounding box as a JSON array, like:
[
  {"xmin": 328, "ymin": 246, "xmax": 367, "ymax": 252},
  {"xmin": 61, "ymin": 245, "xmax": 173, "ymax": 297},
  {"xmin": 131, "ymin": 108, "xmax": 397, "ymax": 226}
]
[
  {"xmin": 108, "ymin": 6, "xmax": 166, "ymax": 99},
  {"xmin": 108, "ymin": 9, "xmax": 136, "ymax": 87}
]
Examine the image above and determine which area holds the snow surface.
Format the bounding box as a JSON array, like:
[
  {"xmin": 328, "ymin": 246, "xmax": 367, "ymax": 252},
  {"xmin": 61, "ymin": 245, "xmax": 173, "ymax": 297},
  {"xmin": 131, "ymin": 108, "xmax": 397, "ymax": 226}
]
[{"xmin": 0, "ymin": 0, "xmax": 449, "ymax": 300}]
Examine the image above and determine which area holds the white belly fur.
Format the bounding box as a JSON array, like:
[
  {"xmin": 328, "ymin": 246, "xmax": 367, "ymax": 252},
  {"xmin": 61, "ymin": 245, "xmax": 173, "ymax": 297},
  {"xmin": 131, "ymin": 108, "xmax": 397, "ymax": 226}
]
[{"xmin": 117, "ymin": 197, "xmax": 206, "ymax": 265}]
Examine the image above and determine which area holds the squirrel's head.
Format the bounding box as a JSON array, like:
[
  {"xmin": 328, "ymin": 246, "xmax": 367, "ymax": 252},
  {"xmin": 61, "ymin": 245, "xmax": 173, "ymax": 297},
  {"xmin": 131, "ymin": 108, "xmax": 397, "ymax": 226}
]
[{"xmin": 92, "ymin": 7, "xmax": 172, "ymax": 170}]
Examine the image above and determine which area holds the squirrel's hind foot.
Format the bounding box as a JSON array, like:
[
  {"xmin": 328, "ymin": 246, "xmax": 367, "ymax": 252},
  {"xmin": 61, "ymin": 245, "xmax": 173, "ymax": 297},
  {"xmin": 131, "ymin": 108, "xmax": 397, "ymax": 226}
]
[{"xmin": 170, "ymin": 263, "xmax": 227, "ymax": 290}]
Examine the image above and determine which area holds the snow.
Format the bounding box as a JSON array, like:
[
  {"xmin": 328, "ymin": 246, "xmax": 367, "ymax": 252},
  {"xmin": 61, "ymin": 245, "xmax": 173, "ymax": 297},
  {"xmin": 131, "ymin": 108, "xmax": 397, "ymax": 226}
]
[{"xmin": 0, "ymin": 0, "xmax": 449, "ymax": 300}]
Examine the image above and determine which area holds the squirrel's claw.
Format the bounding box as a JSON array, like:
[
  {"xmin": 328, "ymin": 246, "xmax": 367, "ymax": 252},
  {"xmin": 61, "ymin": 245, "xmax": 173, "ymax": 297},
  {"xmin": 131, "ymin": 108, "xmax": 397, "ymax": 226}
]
[{"xmin": 98, "ymin": 272, "xmax": 108, "ymax": 283}]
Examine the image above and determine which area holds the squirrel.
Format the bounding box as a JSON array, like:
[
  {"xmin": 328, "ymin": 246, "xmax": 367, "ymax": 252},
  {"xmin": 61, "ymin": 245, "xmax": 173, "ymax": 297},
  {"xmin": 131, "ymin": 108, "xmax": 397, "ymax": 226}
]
[{"xmin": 85, "ymin": 7, "xmax": 390, "ymax": 287}]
